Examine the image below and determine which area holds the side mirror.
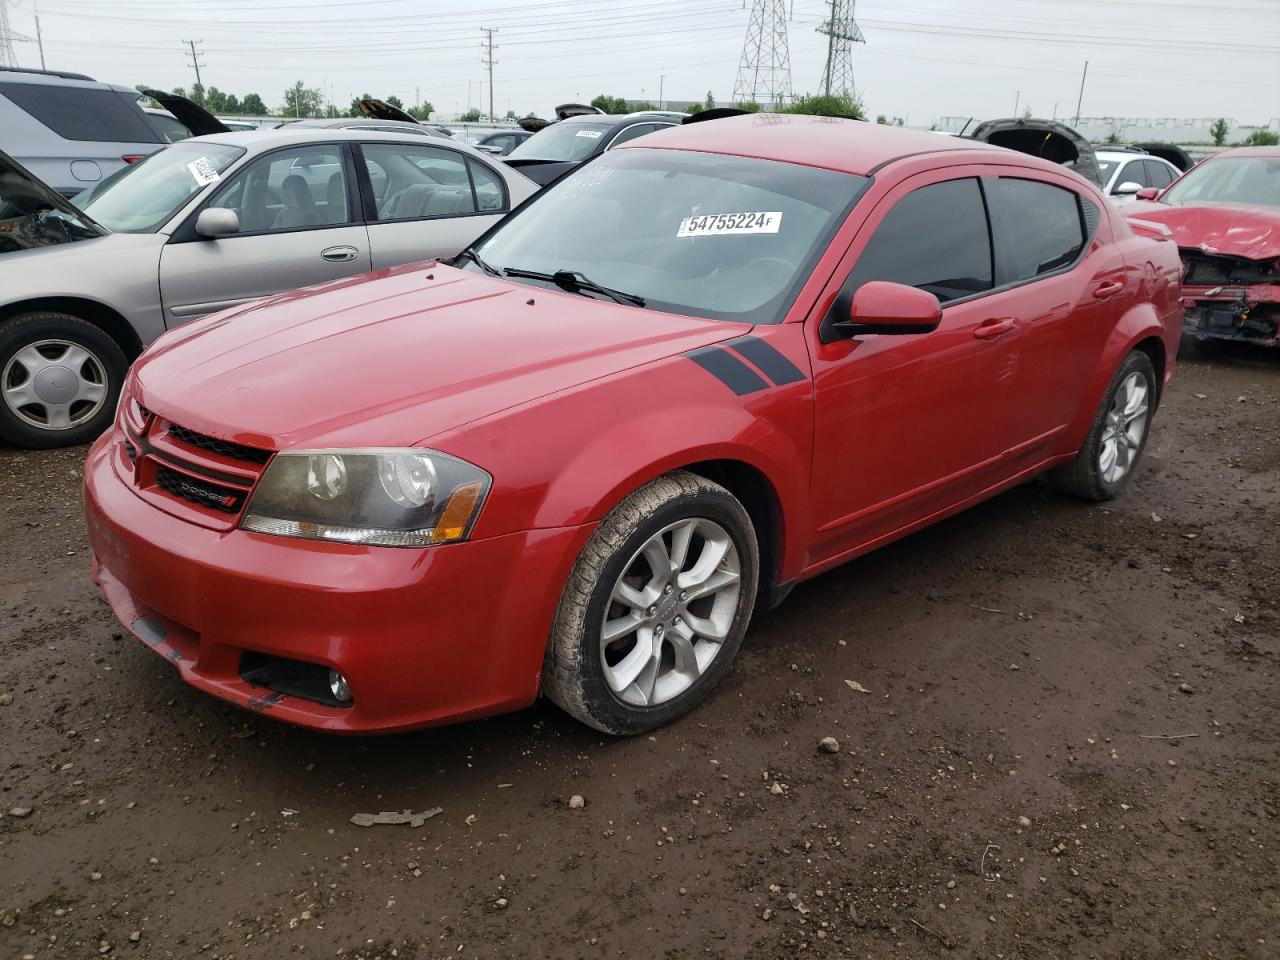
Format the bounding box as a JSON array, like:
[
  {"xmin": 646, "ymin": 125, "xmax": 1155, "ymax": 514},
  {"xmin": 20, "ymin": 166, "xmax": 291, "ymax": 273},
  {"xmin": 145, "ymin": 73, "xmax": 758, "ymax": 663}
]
[
  {"xmin": 833, "ymin": 281, "xmax": 943, "ymax": 338},
  {"xmin": 1113, "ymin": 180, "xmax": 1143, "ymax": 196},
  {"xmin": 194, "ymin": 208, "xmax": 240, "ymax": 239},
  {"xmin": 1135, "ymin": 186, "xmax": 1162, "ymax": 201},
  {"xmin": 475, "ymin": 143, "xmax": 503, "ymax": 155}
]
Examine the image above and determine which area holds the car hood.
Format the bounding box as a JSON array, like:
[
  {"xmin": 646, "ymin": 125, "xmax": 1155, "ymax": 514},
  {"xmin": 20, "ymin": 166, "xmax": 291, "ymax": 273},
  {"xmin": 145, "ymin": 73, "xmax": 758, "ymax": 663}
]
[
  {"xmin": 1124, "ymin": 201, "xmax": 1280, "ymax": 260},
  {"xmin": 133, "ymin": 262, "xmax": 747, "ymax": 450}
]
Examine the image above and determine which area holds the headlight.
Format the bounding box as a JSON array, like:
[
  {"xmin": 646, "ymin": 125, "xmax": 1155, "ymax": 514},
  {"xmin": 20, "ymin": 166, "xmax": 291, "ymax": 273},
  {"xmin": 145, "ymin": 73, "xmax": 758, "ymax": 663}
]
[{"xmin": 241, "ymin": 449, "xmax": 490, "ymax": 547}]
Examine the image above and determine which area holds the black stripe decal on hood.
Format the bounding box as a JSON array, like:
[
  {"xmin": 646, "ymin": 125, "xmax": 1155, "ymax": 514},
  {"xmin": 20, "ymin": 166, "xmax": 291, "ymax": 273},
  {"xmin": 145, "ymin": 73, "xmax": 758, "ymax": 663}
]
[
  {"xmin": 727, "ymin": 336, "xmax": 807, "ymax": 385},
  {"xmin": 686, "ymin": 346, "xmax": 769, "ymax": 395}
]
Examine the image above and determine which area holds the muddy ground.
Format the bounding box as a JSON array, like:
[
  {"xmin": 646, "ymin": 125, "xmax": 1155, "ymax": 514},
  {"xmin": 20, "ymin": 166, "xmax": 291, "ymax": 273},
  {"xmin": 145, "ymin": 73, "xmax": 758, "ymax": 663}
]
[{"xmin": 1, "ymin": 347, "xmax": 1277, "ymax": 960}]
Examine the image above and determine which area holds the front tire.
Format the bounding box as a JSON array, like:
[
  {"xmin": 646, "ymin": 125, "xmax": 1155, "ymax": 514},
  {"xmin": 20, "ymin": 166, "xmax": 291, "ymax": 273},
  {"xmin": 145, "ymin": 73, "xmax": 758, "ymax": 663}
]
[
  {"xmin": 543, "ymin": 471, "xmax": 759, "ymax": 735},
  {"xmin": 0, "ymin": 312, "xmax": 128, "ymax": 449},
  {"xmin": 1050, "ymin": 350, "xmax": 1157, "ymax": 501}
]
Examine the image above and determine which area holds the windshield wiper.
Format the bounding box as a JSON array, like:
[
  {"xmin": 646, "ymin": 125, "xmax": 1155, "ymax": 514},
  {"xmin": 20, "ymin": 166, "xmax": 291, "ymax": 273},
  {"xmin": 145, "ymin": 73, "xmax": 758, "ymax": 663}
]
[
  {"xmin": 502, "ymin": 268, "xmax": 645, "ymax": 307},
  {"xmin": 453, "ymin": 247, "xmax": 501, "ymax": 276}
]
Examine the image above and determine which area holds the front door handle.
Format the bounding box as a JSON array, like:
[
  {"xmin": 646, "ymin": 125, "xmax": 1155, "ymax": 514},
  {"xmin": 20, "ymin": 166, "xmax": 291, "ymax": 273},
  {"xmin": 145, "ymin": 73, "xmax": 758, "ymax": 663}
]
[
  {"xmin": 321, "ymin": 245, "xmax": 359, "ymax": 263},
  {"xmin": 1093, "ymin": 280, "xmax": 1125, "ymax": 299},
  {"xmin": 973, "ymin": 317, "xmax": 1016, "ymax": 340}
]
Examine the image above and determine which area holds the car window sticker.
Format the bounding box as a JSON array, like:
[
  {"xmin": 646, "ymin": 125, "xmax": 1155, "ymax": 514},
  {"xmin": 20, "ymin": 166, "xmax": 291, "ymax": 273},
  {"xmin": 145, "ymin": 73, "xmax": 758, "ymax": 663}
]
[
  {"xmin": 186, "ymin": 157, "xmax": 221, "ymax": 187},
  {"xmin": 575, "ymin": 129, "xmax": 604, "ymax": 138},
  {"xmin": 677, "ymin": 211, "xmax": 782, "ymax": 238}
]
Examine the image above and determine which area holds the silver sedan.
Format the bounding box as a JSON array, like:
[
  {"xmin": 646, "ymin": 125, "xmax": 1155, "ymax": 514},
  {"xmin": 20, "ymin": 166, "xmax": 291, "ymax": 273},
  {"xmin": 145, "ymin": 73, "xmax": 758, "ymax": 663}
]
[{"xmin": 0, "ymin": 128, "xmax": 538, "ymax": 448}]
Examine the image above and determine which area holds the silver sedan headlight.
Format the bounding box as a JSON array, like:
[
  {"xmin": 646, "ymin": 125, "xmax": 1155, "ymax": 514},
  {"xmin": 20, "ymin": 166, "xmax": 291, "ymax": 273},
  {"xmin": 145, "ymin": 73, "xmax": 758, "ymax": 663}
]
[{"xmin": 241, "ymin": 449, "xmax": 490, "ymax": 547}]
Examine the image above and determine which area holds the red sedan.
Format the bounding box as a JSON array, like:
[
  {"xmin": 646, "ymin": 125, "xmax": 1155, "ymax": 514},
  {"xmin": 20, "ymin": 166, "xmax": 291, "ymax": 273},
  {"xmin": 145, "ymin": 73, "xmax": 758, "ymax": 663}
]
[{"xmin": 84, "ymin": 115, "xmax": 1183, "ymax": 735}]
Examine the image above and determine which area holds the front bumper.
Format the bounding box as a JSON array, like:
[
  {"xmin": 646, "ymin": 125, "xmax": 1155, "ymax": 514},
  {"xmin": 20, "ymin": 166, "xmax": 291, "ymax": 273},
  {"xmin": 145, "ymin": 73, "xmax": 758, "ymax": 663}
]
[
  {"xmin": 84, "ymin": 433, "xmax": 593, "ymax": 733},
  {"xmin": 1182, "ymin": 284, "xmax": 1280, "ymax": 347}
]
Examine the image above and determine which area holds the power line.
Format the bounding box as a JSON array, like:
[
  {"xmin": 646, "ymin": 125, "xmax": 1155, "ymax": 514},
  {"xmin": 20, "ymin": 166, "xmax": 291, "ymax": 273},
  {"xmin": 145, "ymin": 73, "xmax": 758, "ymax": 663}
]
[{"xmin": 734, "ymin": 0, "xmax": 793, "ymax": 108}]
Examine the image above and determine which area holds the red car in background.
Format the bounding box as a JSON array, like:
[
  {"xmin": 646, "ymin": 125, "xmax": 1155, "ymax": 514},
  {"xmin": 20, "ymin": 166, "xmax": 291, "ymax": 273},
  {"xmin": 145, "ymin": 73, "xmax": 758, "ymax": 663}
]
[
  {"xmin": 1124, "ymin": 146, "xmax": 1280, "ymax": 349},
  {"xmin": 83, "ymin": 115, "xmax": 1183, "ymax": 736}
]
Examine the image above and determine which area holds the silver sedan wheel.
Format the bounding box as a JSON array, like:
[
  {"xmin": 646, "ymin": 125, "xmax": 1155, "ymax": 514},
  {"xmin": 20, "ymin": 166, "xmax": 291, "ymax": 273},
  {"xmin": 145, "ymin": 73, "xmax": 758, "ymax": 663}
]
[
  {"xmin": 601, "ymin": 518, "xmax": 742, "ymax": 708},
  {"xmin": 2, "ymin": 339, "xmax": 109, "ymax": 432},
  {"xmin": 1098, "ymin": 370, "xmax": 1150, "ymax": 485}
]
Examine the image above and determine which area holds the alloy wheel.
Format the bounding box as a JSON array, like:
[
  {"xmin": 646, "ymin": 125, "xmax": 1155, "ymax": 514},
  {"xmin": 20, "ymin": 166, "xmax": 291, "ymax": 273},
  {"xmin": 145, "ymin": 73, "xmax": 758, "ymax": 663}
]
[
  {"xmin": 1098, "ymin": 370, "xmax": 1150, "ymax": 485},
  {"xmin": 600, "ymin": 517, "xmax": 742, "ymax": 707}
]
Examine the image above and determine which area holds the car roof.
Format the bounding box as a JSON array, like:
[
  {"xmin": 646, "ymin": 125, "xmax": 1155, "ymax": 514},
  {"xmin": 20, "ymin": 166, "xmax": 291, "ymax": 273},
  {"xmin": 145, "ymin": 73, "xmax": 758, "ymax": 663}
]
[
  {"xmin": 1095, "ymin": 150, "xmax": 1165, "ymax": 162},
  {"xmin": 176, "ymin": 126, "xmax": 504, "ymax": 162},
  {"xmin": 0, "ymin": 68, "xmax": 135, "ymax": 93},
  {"xmin": 560, "ymin": 110, "xmax": 685, "ymax": 127},
  {"xmin": 1210, "ymin": 146, "xmax": 1280, "ymax": 159},
  {"xmin": 624, "ymin": 113, "xmax": 1009, "ymax": 177}
]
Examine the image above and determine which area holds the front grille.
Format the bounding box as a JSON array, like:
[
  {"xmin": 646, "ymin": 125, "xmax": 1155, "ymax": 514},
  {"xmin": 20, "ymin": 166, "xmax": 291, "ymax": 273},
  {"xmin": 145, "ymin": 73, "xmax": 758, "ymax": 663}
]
[
  {"xmin": 124, "ymin": 440, "xmax": 137, "ymax": 463},
  {"xmin": 155, "ymin": 466, "xmax": 246, "ymax": 513},
  {"xmin": 167, "ymin": 423, "xmax": 272, "ymax": 465}
]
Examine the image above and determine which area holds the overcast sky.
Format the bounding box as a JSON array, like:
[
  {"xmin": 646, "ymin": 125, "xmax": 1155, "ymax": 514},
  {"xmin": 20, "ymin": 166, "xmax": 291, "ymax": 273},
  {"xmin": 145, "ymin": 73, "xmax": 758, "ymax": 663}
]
[{"xmin": 8, "ymin": 0, "xmax": 1280, "ymax": 123}]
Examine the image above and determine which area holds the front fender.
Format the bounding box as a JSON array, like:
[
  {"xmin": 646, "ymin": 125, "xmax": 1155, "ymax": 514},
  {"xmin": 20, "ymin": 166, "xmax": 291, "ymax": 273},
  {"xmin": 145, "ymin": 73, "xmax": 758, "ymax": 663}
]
[{"xmin": 434, "ymin": 351, "xmax": 813, "ymax": 580}]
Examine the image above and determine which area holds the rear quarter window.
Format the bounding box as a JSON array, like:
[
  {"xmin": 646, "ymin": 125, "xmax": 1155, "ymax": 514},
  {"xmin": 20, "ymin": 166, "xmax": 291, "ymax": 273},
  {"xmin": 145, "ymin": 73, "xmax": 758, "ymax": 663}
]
[
  {"xmin": 0, "ymin": 82, "xmax": 163, "ymax": 144},
  {"xmin": 986, "ymin": 178, "xmax": 1086, "ymax": 282}
]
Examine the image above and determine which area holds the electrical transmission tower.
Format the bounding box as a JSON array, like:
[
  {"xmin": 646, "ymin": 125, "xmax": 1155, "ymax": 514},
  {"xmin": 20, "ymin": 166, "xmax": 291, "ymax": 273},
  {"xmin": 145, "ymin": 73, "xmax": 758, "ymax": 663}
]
[
  {"xmin": 733, "ymin": 0, "xmax": 792, "ymax": 109},
  {"xmin": 0, "ymin": 0, "xmax": 22, "ymax": 69},
  {"xmin": 817, "ymin": 0, "xmax": 864, "ymax": 98}
]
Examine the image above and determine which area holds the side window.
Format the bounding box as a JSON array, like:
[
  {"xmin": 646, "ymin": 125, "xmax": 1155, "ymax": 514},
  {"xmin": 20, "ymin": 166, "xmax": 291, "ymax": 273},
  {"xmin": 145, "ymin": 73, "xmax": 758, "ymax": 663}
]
[
  {"xmin": 1145, "ymin": 160, "xmax": 1175, "ymax": 188},
  {"xmin": 986, "ymin": 178, "xmax": 1085, "ymax": 281},
  {"xmin": 361, "ymin": 143, "xmax": 478, "ymax": 221},
  {"xmin": 845, "ymin": 178, "xmax": 993, "ymax": 304},
  {"xmin": 609, "ymin": 123, "xmax": 670, "ymax": 148},
  {"xmin": 207, "ymin": 146, "xmax": 349, "ymax": 233},
  {"xmin": 1115, "ymin": 160, "xmax": 1148, "ymax": 190},
  {"xmin": 468, "ymin": 160, "xmax": 507, "ymax": 212}
]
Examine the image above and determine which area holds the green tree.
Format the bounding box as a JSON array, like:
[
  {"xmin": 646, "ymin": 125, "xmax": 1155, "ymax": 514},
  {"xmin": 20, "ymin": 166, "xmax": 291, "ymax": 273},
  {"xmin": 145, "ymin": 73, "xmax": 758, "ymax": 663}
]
[
  {"xmin": 170, "ymin": 86, "xmax": 188, "ymax": 99},
  {"xmin": 704, "ymin": 90, "xmax": 715, "ymax": 111},
  {"xmin": 386, "ymin": 94, "xmax": 404, "ymax": 110},
  {"xmin": 189, "ymin": 82, "xmax": 206, "ymax": 107},
  {"xmin": 223, "ymin": 94, "xmax": 241, "ymax": 114},
  {"xmin": 204, "ymin": 86, "xmax": 229, "ymax": 113},
  {"xmin": 735, "ymin": 101, "xmax": 761, "ymax": 113},
  {"xmin": 632, "ymin": 101, "xmax": 655, "ymax": 112},
  {"xmin": 875, "ymin": 113, "xmax": 887, "ymax": 124},
  {"xmin": 409, "ymin": 102, "xmax": 435, "ymax": 121},
  {"xmin": 241, "ymin": 93, "xmax": 267, "ymax": 115},
  {"xmin": 504, "ymin": 109, "xmax": 517, "ymax": 120},
  {"xmin": 282, "ymin": 81, "xmax": 323, "ymax": 118},
  {"xmin": 348, "ymin": 93, "xmax": 373, "ymax": 118},
  {"xmin": 684, "ymin": 103, "xmax": 700, "ymax": 114},
  {"xmin": 1209, "ymin": 118, "xmax": 1229, "ymax": 146},
  {"xmin": 780, "ymin": 92, "xmax": 864, "ymax": 119},
  {"xmin": 1243, "ymin": 128, "xmax": 1279, "ymax": 146},
  {"xmin": 459, "ymin": 107, "xmax": 483, "ymax": 122},
  {"xmin": 1105, "ymin": 130, "xmax": 1122, "ymax": 145},
  {"xmin": 590, "ymin": 94, "xmax": 629, "ymax": 114}
]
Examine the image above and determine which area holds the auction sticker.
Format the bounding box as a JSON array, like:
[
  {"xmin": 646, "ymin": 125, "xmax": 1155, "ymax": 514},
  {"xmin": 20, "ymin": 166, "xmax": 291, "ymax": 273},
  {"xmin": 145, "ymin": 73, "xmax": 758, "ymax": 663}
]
[
  {"xmin": 186, "ymin": 157, "xmax": 221, "ymax": 187},
  {"xmin": 575, "ymin": 129, "xmax": 603, "ymax": 138},
  {"xmin": 677, "ymin": 211, "xmax": 782, "ymax": 238}
]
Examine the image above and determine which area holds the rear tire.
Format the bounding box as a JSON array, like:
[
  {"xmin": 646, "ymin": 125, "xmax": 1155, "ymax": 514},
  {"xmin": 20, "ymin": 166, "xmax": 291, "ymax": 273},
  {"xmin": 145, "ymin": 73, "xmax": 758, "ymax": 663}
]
[
  {"xmin": 542, "ymin": 471, "xmax": 759, "ymax": 735},
  {"xmin": 1050, "ymin": 350, "xmax": 1157, "ymax": 501},
  {"xmin": 0, "ymin": 312, "xmax": 127, "ymax": 449}
]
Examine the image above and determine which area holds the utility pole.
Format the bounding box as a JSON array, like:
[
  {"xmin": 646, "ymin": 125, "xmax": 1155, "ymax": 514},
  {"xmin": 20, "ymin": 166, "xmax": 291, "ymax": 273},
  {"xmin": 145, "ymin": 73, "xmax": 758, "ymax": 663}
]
[
  {"xmin": 33, "ymin": 1, "xmax": 46, "ymax": 70},
  {"xmin": 1013, "ymin": 90, "xmax": 1020, "ymax": 116},
  {"xmin": 480, "ymin": 27, "xmax": 497, "ymax": 121},
  {"xmin": 183, "ymin": 39, "xmax": 206, "ymax": 104},
  {"xmin": 659, "ymin": 74, "xmax": 665, "ymax": 110},
  {"xmin": 1073, "ymin": 60, "xmax": 1089, "ymax": 126}
]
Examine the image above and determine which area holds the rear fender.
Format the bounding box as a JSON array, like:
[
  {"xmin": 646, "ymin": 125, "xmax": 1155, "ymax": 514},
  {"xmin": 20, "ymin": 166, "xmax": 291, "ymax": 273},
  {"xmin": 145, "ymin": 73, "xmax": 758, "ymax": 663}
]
[{"xmin": 1062, "ymin": 301, "xmax": 1170, "ymax": 453}]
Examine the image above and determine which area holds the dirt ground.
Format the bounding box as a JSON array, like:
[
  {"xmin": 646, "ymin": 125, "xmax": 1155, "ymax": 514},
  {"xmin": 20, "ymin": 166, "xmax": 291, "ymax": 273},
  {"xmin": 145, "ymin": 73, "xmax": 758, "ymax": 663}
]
[{"xmin": 1, "ymin": 347, "xmax": 1276, "ymax": 960}]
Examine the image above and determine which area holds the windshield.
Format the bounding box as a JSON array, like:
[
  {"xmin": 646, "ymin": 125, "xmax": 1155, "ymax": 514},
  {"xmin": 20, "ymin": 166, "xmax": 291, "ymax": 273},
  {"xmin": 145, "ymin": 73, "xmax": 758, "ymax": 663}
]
[
  {"xmin": 1162, "ymin": 155, "xmax": 1280, "ymax": 207},
  {"xmin": 77, "ymin": 141, "xmax": 244, "ymax": 232},
  {"xmin": 469, "ymin": 148, "xmax": 868, "ymax": 324},
  {"xmin": 507, "ymin": 121, "xmax": 613, "ymax": 162},
  {"xmin": 0, "ymin": 154, "xmax": 106, "ymax": 254}
]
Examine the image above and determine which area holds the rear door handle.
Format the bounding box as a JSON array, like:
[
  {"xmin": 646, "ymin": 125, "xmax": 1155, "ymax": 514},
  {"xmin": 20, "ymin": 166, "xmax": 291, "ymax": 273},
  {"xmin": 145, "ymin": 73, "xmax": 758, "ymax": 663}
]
[
  {"xmin": 973, "ymin": 317, "xmax": 1016, "ymax": 340},
  {"xmin": 1093, "ymin": 280, "xmax": 1124, "ymax": 299},
  {"xmin": 321, "ymin": 245, "xmax": 359, "ymax": 263}
]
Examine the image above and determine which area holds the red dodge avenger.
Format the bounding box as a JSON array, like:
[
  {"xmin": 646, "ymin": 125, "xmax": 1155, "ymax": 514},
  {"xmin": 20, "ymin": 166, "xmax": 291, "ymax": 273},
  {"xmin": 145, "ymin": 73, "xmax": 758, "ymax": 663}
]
[{"xmin": 84, "ymin": 115, "xmax": 1183, "ymax": 735}]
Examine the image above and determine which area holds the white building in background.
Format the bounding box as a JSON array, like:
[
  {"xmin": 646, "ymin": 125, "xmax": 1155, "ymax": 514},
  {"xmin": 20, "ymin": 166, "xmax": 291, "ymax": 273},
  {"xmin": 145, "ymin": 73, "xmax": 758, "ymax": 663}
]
[{"xmin": 933, "ymin": 115, "xmax": 1280, "ymax": 144}]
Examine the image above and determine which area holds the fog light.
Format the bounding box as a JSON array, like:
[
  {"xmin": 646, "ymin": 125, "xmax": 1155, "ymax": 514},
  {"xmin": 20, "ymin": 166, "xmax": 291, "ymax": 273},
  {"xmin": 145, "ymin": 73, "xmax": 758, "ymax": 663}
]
[{"xmin": 328, "ymin": 669, "xmax": 352, "ymax": 704}]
